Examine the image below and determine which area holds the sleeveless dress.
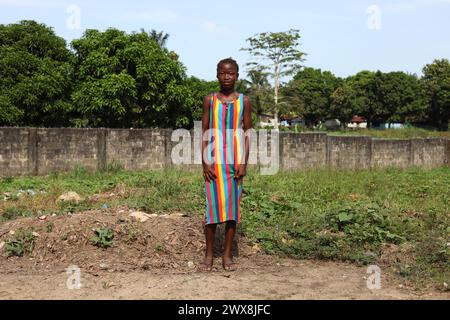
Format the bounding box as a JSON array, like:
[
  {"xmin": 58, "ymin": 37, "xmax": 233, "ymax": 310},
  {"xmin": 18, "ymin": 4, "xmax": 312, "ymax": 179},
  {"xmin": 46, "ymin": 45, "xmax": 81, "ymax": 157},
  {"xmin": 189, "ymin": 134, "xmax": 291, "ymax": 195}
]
[{"xmin": 204, "ymin": 92, "xmax": 244, "ymax": 225}]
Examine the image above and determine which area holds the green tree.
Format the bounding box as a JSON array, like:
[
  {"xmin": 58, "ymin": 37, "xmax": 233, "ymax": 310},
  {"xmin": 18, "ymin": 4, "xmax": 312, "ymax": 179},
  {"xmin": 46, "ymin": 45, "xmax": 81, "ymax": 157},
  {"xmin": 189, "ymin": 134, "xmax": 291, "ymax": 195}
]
[
  {"xmin": 421, "ymin": 59, "xmax": 450, "ymax": 130},
  {"xmin": 241, "ymin": 29, "xmax": 306, "ymax": 129},
  {"xmin": 0, "ymin": 20, "xmax": 73, "ymax": 127},
  {"xmin": 343, "ymin": 71, "xmax": 385, "ymax": 128},
  {"xmin": 242, "ymin": 67, "xmax": 272, "ymax": 116},
  {"xmin": 70, "ymin": 28, "xmax": 191, "ymax": 128},
  {"xmin": 183, "ymin": 76, "xmax": 219, "ymax": 122},
  {"xmin": 330, "ymin": 82, "xmax": 357, "ymax": 126},
  {"xmin": 373, "ymin": 71, "xmax": 425, "ymax": 125},
  {"xmin": 286, "ymin": 67, "xmax": 341, "ymax": 127},
  {"xmin": 146, "ymin": 29, "xmax": 169, "ymax": 48}
]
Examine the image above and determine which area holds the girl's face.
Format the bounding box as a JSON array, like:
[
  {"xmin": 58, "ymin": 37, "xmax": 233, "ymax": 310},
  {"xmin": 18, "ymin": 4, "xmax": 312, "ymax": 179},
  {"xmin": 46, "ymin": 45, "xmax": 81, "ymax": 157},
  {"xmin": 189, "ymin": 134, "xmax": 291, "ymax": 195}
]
[{"xmin": 217, "ymin": 63, "xmax": 238, "ymax": 90}]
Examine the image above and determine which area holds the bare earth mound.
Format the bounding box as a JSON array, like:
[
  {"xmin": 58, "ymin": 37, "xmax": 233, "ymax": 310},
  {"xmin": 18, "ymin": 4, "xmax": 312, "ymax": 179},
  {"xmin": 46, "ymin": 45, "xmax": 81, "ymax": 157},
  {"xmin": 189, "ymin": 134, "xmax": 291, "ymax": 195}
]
[{"xmin": 0, "ymin": 207, "xmax": 448, "ymax": 299}]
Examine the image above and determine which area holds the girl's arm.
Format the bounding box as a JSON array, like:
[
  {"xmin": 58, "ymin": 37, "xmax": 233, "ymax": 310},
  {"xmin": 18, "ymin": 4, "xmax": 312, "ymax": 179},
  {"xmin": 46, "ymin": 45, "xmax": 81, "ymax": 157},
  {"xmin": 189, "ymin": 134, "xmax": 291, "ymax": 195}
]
[
  {"xmin": 242, "ymin": 95, "xmax": 252, "ymax": 166},
  {"xmin": 202, "ymin": 94, "xmax": 216, "ymax": 181},
  {"xmin": 235, "ymin": 95, "xmax": 252, "ymax": 179}
]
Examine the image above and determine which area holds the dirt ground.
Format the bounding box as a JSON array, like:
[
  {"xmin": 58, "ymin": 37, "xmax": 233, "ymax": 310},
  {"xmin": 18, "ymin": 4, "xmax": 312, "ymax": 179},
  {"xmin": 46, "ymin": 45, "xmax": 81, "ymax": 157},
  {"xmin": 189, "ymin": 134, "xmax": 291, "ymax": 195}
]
[{"xmin": 0, "ymin": 206, "xmax": 448, "ymax": 300}]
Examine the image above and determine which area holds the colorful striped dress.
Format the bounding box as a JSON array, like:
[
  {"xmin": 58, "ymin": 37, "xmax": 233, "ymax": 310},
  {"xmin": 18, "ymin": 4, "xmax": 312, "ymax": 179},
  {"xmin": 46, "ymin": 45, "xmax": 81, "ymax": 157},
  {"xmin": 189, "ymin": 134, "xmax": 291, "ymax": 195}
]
[{"xmin": 204, "ymin": 92, "xmax": 244, "ymax": 225}]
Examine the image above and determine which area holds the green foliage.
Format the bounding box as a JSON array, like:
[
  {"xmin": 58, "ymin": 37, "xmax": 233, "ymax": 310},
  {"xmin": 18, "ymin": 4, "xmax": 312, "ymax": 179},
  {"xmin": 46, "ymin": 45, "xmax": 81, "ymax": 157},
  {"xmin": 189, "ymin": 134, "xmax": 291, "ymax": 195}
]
[
  {"xmin": 0, "ymin": 167, "xmax": 448, "ymax": 285},
  {"xmin": 0, "ymin": 20, "xmax": 73, "ymax": 127},
  {"xmin": 183, "ymin": 76, "xmax": 219, "ymax": 121},
  {"xmin": 326, "ymin": 127, "xmax": 450, "ymax": 139},
  {"xmin": 325, "ymin": 203, "xmax": 406, "ymax": 244},
  {"xmin": 46, "ymin": 222, "xmax": 54, "ymax": 233},
  {"xmin": 241, "ymin": 67, "xmax": 273, "ymax": 117},
  {"xmin": 1, "ymin": 20, "xmax": 448, "ymax": 131},
  {"xmin": 0, "ymin": 207, "xmax": 33, "ymax": 222},
  {"xmin": 155, "ymin": 244, "xmax": 165, "ymax": 252},
  {"xmin": 421, "ymin": 59, "xmax": 450, "ymax": 130},
  {"xmin": 241, "ymin": 29, "xmax": 306, "ymax": 127},
  {"xmin": 99, "ymin": 160, "xmax": 124, "ymax": 174},
  {"xmin": 373, "ymin": 71, "xmax": 425, "ymax": 124},
  {"xmin": 90, "ymin": 228, "xmax": 114, "ymax": 248},
  {"xmin": 4, "ymin": 228, "xmax": 37, "ymax": 257},
  {"xmin": 327, "ymin": 70, "xmax": 426, "ymax": 128},
  {"xmin": 70, "ymin": 28, "xmax": 194, "ymax": 128},
  {"xmin": 285, "ymin": 67, "xmax": 342, "ymax": 127}
]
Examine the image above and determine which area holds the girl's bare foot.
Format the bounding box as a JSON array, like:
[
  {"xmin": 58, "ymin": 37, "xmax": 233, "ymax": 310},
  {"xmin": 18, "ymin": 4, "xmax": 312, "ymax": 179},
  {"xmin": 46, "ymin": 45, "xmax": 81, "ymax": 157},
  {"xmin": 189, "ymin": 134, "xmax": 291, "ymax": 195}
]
[
  {"xmin": 201, "ymin": 256, "xmax": 214, "ymax": 272},
  {"xmin": 222, "ymin": 256, "xmax": 237, "ymax": 271}
]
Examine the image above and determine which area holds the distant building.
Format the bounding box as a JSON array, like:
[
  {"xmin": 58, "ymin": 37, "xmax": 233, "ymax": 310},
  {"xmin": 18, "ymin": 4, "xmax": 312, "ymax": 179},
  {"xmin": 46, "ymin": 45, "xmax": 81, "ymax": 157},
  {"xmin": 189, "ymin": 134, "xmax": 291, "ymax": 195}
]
[
  {"xmin": 375, "ymin": 123, "xmax": 405, "ymax": 129},
  {"xmin": 280, "ymin": 115, "xmax": 305, "ymax": 128},
  {"xmin": 257, "ymin": 114, "xmax": 302, "ymax": 127},
  {"xmin": 257, "ymin": 113, "xmax": 276, "ymax": 127},
  {"xmin": 347, "ymin": 115, "xmax": 367, "ymax": 129},
  {"xmin": 324, "ymin": 119, "xmax": 341, "ymax": 130}
]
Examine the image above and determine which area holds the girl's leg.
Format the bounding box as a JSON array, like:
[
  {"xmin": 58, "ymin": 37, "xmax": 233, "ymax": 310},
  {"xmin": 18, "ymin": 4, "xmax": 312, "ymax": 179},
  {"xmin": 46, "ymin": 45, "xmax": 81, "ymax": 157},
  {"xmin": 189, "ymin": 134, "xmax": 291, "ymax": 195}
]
[
  {"xmin": 223, "ymin": 221, "xmax": 237, "ymax": 271},
  {"xmin": 203, "ymin": 223, "xmax": 217, "ymax": 271}
]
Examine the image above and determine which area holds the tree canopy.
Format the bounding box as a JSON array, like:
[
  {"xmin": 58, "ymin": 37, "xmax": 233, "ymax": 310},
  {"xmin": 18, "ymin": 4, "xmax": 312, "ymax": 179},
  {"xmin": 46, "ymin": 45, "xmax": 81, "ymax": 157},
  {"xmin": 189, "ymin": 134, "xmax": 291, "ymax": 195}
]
[
  {"xmin": 241, "ymin": 29, "xmax": 306, "ymax": 129},
  {"xmin": 70, "ymin": 28, "xmax": 192, "ymax": 128},
  {"xmin": 0, "ymin": 20, "xmax": 448, "ymax": 131},
  {"xmin": 0, "ymin": 20, "xmax": 73, "ymax": 127}
]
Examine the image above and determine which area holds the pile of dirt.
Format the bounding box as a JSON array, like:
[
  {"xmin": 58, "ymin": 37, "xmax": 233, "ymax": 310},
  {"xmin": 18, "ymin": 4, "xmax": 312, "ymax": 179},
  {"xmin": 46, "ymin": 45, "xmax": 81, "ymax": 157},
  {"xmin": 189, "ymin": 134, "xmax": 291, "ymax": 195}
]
[
  {"xmin": 2, "ymin": 207, "xmax": 449, "ymax": 299},
  {"xmin": 0, "ymin": 206, "xmax": 262, "ymax": 275}
]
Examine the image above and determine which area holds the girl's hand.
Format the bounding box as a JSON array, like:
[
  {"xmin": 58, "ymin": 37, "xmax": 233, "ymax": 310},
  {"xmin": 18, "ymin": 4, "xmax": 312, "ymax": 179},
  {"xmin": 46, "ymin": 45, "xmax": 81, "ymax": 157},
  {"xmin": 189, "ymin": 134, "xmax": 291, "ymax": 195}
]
[
  {"xmin": 203, "ymin": 164, "xmax": 216, "ymax": 182},
  {"xmin": 234, "ymin": 164, "xmax": 247, "ymax": 180}
]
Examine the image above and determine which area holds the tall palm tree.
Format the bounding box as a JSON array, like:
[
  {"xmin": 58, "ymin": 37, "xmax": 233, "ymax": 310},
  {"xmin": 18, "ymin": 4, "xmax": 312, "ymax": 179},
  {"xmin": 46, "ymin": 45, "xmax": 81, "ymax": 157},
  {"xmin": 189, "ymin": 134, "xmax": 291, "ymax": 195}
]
[
  {"xmin": 244, "ymin": 67, "xmax": 272, "ymax": 115},
  {"xmin": 141, "ymin": 29, "xmax": 170, "ymax": 48}
]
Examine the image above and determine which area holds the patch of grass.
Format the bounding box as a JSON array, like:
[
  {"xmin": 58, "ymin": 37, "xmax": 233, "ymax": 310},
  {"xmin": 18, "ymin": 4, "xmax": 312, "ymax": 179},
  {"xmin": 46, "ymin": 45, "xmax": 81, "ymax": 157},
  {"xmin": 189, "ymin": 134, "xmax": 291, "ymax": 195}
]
[
  {"xmin": 4, "ymin": 228, "xmax": 37, "ymax": 257},
  {"xmin": 0, "ymin": 165, "xmax": 448, "ymax": 287},
  {"xmin": 327, "ymin": 127, "xmax": 450, "ymax": 139},
  {"xmin": 57, "ymin": 200, "xmax": 91, "ymax": 215},
  {"xmin": 0, "ymin": 207, "xmax": 33, "ymax": 222},
  {"xmin": 120, "ymin": 224, "xmax": 142, "ymax": 243},
  {"xmin": 240, "ymin": 167, "xmax": 449, "ymax": 286},
  {"xmin": 90, "ymin": 228, "xmax": 114, "ymax": 248},
  {"xmin": 100, "ymin": 160, "xmax": 124, "ymax": 174}
]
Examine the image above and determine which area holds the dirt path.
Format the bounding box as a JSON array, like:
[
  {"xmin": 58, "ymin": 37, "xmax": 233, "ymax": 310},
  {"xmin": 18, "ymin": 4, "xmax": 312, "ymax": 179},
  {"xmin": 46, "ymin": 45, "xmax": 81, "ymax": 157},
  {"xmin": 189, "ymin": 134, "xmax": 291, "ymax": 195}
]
[
  {"xmin": 0, "ymin": 207, "xmax": 448, "ymax": 300},
  {"xmin": 1, "ymin": 257, "xmax": 448, "ymax": 300}
]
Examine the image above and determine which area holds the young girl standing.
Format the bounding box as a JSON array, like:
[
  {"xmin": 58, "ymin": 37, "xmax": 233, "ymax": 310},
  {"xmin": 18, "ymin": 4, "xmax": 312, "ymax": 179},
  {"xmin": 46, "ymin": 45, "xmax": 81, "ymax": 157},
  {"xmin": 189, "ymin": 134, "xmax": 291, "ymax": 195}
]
[{"xmin": 201, "ymin": 58, "xmax": 252, "ymax": 271}]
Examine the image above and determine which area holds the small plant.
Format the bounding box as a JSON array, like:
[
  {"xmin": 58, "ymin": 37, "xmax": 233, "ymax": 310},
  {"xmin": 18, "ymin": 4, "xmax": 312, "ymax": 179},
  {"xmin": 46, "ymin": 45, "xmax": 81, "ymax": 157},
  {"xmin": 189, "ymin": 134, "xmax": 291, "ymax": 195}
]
[
  {"xmin": 0, "ymin": 207, "xmax": 33, "ymax": 222},
  {"xmin": 4, "ymin": 229, "xmax": 37, "ymax": 257},
  {"xmin": 104, "ymin": 160, "xmax": 124, "ymax": 173},
  {"xmin": 90, "ymin": 228, "xmax": 114, "ymax": 248},
  {"xmin": 155, "ymin": 244, "xmax": 165, "ymax": 252},
  {"xmin": 72, "ymin": 164, "xmax": 89, "ymax": 178},
  {"xmin": 46, "ymin": 222, "xmax": 54, "ymax": 233},
  {"xmin": 1, "ymin": 176, "xmax": 14, "ymax": 184},
  {"xmin": 126, "ymin": 227, "xmax": 140, "ymax": 243}
]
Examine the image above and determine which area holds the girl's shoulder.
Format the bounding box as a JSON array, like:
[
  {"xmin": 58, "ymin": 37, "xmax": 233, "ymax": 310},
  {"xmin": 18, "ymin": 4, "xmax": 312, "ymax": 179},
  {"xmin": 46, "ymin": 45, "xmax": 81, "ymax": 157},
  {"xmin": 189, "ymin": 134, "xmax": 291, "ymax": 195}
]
[
  {"xmin": 242, "ymin": 94, "xmax": 251, "ymax": 104},
  {"xmin": 203, "ymin": 93, "xmax": 215, "ymax": 104}
]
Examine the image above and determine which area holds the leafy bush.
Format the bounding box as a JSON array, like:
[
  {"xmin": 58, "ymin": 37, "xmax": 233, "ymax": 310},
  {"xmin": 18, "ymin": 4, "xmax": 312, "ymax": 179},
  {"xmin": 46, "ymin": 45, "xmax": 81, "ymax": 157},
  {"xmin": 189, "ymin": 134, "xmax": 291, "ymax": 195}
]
[
  {"xmin": 90, "ymin": 228, "xmax": 114, "ymax": 248},
  {"xmin": 4, "ymin": 229, "xmax": 37, "ymax": 257},
  {"xmin": 325, "ymin": 203, "xmax": 406, "ymax": 244}
]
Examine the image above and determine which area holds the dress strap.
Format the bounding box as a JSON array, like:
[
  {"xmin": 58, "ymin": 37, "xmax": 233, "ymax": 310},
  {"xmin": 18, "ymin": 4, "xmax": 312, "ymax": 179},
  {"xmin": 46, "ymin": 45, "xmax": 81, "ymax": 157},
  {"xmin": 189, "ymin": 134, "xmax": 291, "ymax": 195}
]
[{"xmin": 210, "ymin": 93, "xmax": 214, "ymax": 108}]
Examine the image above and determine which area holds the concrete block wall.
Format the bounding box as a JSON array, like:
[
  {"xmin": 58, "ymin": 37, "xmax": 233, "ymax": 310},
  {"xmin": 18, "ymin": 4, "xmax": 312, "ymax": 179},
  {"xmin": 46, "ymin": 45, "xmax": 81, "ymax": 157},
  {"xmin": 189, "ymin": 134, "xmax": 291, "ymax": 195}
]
[{"xmin": 0, "ymin": 127, "xmax": 448, "ymax": 176}]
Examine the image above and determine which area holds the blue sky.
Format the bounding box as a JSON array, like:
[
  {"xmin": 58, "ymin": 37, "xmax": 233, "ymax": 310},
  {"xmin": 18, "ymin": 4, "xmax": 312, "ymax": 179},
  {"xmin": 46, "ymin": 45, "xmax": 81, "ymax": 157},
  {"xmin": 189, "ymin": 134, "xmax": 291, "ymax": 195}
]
[{"xmin": 1, "ymin": 0, "xmax": 449, "ymax": 81}]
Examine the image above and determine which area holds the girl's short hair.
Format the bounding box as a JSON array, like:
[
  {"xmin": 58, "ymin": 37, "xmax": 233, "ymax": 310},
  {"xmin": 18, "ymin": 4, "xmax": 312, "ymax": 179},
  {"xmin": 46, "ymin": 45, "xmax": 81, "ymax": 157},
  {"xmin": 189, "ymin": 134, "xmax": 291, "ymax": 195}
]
[{"xmin": 217, "ymin": 58, "xmax": 239, "ymax": 73}]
